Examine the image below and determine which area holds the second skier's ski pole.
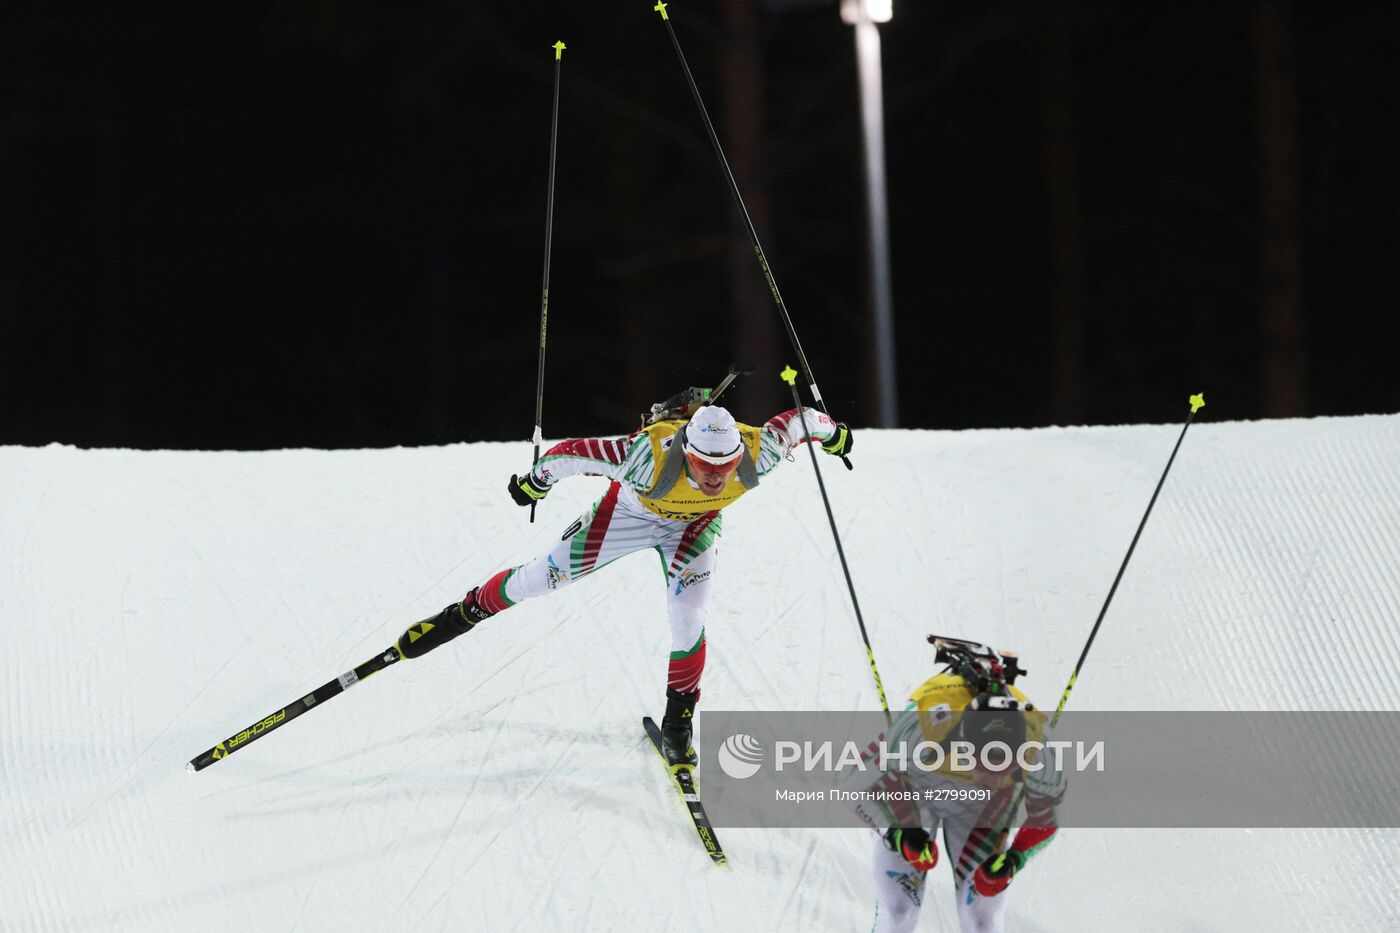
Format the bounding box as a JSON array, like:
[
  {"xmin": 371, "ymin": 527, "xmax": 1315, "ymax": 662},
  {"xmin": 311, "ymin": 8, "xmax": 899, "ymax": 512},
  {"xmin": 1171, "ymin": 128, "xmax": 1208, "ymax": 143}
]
[
  {"xmin": 993, "ymin": 393, "xmax": 1207, "ymax": 862},
  {"xmin": 1050, "ymin": 393, "xmax": 1206, "ymax": 724}
]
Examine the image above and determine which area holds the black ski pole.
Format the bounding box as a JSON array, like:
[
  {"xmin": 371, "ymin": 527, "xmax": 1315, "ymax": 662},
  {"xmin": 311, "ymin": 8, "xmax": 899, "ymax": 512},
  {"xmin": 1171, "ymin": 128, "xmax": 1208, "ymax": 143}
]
[
  {"xmin": 988, "ymin": 394, "xmax": 1206, "ymax": 868},
  {"xmin": 653, "ymin": 2, "xmax": 852, "ymax": 471},
  {"xmin": 530, "ymin": 40, "xmax": 566, "ymax": 524},
  {"xmin": 187, "ymin": 644, "xmax": 401, "ymax": 772},
  {"xmin": 1049, "ymin": 393, "xmax": 1206, "ymax": 725},
  {"xmin": 780, "ymin": 365, "xmax": 889, "ymax": 721}
]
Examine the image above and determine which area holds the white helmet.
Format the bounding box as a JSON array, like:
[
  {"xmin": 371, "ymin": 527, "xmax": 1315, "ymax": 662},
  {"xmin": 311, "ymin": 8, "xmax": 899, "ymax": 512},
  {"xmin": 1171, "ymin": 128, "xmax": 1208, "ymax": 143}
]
[{"xmin": 683, "ymin": 405, "xmax": 742, "ymax": 466}]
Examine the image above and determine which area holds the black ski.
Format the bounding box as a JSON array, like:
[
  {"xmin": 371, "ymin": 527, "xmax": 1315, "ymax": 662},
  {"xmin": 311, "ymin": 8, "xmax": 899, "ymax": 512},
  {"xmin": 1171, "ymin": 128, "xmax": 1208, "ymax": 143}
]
[
  {"xmin": 642, "ymin": 716, "xmax": 728, "ymax": 866},
  {"xmin": 187, "ymin": 645, "xmax": 402, "ymax": 772}
]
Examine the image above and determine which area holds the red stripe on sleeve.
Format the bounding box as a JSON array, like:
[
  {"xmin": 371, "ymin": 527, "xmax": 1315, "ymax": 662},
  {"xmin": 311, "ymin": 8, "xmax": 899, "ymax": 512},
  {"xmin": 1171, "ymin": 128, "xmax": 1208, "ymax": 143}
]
[
  {"xmin": 764, "ymin": 408, "xmax": 799, "ymax": 432},
  {"xmin": 1010, "ymin": 824, "xmax": 1057, "ymax": 854},
  {"xmin": 541, "ymin": 436, "xmax": 628, "ymax": 465}
]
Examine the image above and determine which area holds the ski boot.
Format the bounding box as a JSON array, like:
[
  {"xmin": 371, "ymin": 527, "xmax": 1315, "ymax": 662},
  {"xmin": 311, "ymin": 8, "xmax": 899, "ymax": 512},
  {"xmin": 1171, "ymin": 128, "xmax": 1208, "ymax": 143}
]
[
  {"xmin": 397, "ymin": 588, "xmax": 493, "ymax": 659},
  {"xmin": 660, "ymin": 687, "xmax": 700, "ymax": 770}
]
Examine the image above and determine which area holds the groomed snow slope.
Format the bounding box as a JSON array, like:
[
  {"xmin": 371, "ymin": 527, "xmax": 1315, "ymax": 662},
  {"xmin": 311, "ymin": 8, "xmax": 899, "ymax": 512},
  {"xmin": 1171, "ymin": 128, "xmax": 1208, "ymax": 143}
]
[{"xmin": 3, "ymin": 415, "xmax": 1399, "ymax": 932}]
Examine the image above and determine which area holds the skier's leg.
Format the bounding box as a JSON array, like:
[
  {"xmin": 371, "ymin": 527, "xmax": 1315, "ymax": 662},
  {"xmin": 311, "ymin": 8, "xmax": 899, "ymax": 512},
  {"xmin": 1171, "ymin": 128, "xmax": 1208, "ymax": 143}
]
[
  {"xmin": 943, "ymin": 812, "xmax": 1009, "ymax": 933},
  {"xmin": 481, "ymin": 482, "xmax": 641, "ymax": 609},
  {"xmin": 953, "ymin": 876, "xmax": 1007, "ymax": 933},
  {"xmin": 661, "ymin": 510, "xmax": 722, "ymax": 688},
  {"xmin": 399, "ymin": 483, "xmax": 644, "ymax": 658},
  {"xmin": 871, "ymin": 831, "xmax": 925, "ymax": 933},
  {"xmin": 656, "ymin": 511, "xmax": 721, "ymax": 765}
]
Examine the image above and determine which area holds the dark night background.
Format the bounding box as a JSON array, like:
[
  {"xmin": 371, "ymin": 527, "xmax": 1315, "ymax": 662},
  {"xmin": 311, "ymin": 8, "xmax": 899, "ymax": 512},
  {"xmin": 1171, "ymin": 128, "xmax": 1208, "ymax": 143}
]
[{"xmin": 4, "ymin": 1, "xmax": 1397, "ymax": 449}]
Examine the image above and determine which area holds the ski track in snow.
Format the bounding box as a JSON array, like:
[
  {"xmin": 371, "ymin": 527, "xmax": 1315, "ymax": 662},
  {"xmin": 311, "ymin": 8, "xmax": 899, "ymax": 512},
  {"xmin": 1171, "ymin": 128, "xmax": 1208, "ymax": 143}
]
[{"xmin": 3, "ymin": 419, "xmax": 1400, "ymax": 931}]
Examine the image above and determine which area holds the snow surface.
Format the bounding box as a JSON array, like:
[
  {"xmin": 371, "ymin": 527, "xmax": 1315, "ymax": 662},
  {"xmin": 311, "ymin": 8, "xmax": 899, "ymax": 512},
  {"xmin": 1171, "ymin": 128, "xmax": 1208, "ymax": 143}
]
[{"xmin": 3, "ymin": 415, "xmax": 1400, "ymax": 932}]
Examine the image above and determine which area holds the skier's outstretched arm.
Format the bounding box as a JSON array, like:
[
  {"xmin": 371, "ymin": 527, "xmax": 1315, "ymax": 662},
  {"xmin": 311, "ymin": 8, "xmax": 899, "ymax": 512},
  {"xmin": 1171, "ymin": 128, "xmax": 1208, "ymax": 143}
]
[
  {"xmin": 508, "ymin": 433, "xmax": 654, "ymax": 506},
  {"xmin": 756, "ymin": 408, "xmax": 853, "ymax": 477},
  {"xmin": 971, "ymin": 758, "xmax": 1066, "ymax": 897}
]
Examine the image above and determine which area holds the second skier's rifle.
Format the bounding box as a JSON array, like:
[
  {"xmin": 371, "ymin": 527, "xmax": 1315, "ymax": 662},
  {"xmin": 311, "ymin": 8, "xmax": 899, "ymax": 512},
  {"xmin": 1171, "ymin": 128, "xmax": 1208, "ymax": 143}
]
[{"xmin": 928, "ymin": 636, "xmax": 1026, "ymax": 696}]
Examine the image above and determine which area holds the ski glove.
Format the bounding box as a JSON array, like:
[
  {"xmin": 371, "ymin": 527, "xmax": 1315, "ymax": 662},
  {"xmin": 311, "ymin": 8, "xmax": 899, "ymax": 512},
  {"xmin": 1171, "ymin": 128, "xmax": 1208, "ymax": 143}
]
[
  {"xmin": 972, "ymin": 848, "xmax": 1025, "ymax": 897},
  {"xmin": 885, "ymin": 827, "xmax": 938, "ymax": 872},
  {"xmin": 508, "ymin": 473, "xmax": 550, "ymax": 507},
  {"xmin": 821, "ymin": 422, "xmax": 853, "ymax": 457}
]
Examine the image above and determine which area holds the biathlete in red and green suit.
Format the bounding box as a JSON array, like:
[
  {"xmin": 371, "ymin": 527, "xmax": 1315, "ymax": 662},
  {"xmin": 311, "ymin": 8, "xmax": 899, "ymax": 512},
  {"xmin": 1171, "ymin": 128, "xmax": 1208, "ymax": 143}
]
[{"xmin": 392, "ymin": 404, "xmax": 852, "ymax": 766}]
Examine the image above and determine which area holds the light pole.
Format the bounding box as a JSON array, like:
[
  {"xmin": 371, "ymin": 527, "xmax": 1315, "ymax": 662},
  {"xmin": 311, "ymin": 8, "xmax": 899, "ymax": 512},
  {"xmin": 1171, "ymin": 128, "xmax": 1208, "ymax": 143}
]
[{"xmin": 842, "ymin": 0, "xmax": 898, "ymax": 427}]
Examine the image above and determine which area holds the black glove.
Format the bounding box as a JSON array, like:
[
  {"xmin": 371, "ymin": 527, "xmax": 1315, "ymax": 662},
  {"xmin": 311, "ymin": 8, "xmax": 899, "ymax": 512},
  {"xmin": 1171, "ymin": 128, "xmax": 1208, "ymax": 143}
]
[
  {"xmin": 821, "ymin": 422, "xmax": 853, "ymax": 457},
  {"xmin": 508, "ymin": 472, "xmax": 550, "ymax": 507},
  {"xmin": 884, "ymin": 827, "xmax": 938, "ymax": 872}
]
